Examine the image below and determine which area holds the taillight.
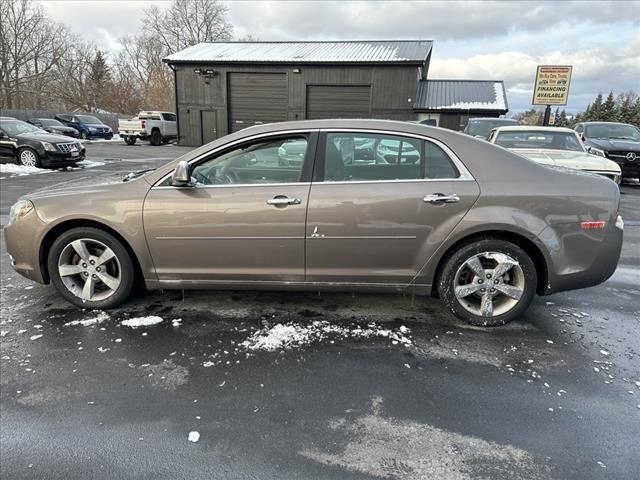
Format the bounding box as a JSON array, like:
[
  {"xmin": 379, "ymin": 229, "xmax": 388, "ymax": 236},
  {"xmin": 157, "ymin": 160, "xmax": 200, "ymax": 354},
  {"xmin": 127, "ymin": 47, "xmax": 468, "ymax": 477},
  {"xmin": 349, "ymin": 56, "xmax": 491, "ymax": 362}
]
[
  {"xmin": 141, "ymin": 120, "xmax": 146, "ymax": 129},
  {"xmin": 581, "ymin": 221, "xmax": 606, "ymax": 230}
]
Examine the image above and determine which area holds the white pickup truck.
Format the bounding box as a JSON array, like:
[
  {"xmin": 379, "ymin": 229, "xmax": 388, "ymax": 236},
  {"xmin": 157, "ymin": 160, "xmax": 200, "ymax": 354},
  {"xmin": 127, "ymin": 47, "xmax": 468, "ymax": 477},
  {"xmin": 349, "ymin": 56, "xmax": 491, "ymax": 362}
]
[{"xmin": 118, "ymin": 111, "xmax": 177, "ymax": 146}]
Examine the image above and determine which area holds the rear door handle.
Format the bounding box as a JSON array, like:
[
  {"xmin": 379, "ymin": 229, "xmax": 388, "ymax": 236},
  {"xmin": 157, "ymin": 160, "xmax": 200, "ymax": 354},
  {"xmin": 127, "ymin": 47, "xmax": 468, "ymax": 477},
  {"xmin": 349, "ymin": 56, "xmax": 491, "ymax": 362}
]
[
  {"xmin": 266, "ymin": 195, "xmax": 301, "ymax": 207},
  {"xmin": 423, "ymin": 193, "xmax": 460, "ymax": 204}
]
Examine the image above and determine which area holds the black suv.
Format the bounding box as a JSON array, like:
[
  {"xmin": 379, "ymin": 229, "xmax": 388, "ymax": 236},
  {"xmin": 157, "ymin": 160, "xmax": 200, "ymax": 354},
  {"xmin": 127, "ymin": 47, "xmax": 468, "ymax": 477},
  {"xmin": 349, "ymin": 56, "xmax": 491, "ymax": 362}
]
[
  {"xmin": 574, "ymin": 121, "xmax": 640, "ymax": 181},
  {"xmin": 0, "ymin": 117, "xmax": 85, "ymax": 168}
]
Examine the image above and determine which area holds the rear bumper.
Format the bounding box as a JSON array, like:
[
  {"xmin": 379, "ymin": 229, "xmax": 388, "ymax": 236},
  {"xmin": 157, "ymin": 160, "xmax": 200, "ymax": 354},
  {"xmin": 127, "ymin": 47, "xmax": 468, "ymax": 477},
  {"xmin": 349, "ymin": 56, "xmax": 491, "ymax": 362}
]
[{"xmin": 542, "ymin": 218, "xmax": 623, "ymax": 295}]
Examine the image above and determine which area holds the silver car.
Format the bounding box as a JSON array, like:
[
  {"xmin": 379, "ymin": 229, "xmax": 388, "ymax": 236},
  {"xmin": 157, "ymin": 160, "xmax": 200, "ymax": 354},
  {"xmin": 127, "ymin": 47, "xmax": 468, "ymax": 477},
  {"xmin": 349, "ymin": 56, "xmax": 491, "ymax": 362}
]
[{"xmin": 5, "ymin": 119, "xmax": 623, "ymax": 326}]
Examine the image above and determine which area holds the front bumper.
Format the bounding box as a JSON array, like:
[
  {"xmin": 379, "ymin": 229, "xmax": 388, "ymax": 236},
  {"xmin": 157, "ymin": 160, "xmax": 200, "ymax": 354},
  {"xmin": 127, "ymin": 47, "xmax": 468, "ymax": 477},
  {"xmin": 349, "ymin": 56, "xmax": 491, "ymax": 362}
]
[
  {"xmin": 87, "ymin": 131, "xmax": 113, "ymax": 139},
  {"xmin": 5, "ymin": 209, "xmax": 48, "ymax": 284},
  {"xmin": 40, "ymin": 150, "xmax": 86, "ymax": 167}
]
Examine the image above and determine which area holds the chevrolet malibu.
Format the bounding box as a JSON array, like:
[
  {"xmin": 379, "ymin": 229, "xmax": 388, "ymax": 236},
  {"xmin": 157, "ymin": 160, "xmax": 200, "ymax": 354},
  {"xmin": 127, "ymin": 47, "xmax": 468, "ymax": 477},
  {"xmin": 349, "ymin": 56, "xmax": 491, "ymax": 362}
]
[{"xmin": 5, "ymin": 119, "xmax": 624, "ymax": 326}]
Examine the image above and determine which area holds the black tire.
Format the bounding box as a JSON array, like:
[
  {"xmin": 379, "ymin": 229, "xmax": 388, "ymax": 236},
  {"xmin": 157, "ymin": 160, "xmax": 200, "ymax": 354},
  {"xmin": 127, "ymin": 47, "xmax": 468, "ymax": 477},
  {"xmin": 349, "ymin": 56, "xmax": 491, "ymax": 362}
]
[
  {"xmin": 81, "ymin": 131, "xmax": 90, "ymax": 140},
  {"xmin": 124, "ymin": 136, "xmax": 137, "ymax": 145},
  {"xmin": 47, "ymin": 227, "xmax": 136, "ymax": 309},
  {"xmin": 437, "ymin": 238, "xmax": 537, "ymax": 327},
  {"xmin": 18, "ymin": 147, "xmax": 42, "ymax": 168},
  {"xmin": 150, "ymin": 129, "xmax": 161, "ymax": 146}
]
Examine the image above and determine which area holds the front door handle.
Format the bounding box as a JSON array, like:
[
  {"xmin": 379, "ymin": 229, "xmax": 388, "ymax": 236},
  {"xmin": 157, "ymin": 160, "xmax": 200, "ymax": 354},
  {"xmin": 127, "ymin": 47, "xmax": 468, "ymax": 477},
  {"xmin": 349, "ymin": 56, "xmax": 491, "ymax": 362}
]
[
  {"xmin": 423, "ymin": 193, "xmax": 460, "ymax": 204},
  {"xmin": 266, "ymin": 195, "xmax": 301, "ymax": 207}
]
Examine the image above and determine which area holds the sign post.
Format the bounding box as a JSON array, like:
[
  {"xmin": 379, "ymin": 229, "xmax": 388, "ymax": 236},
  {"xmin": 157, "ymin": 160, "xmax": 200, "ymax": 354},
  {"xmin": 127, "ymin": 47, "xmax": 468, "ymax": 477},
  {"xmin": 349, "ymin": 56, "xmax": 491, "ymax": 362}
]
[{"xmin": 532, "ymin": 65, "xmax": 572, "ymax": 126}]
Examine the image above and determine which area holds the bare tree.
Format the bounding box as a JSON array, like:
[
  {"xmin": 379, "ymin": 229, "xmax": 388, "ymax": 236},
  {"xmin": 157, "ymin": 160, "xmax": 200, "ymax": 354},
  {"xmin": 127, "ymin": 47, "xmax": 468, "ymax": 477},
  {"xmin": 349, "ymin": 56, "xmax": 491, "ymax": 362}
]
[
  {"xmin": 0, "ymin": 0, "xmax": 67, "ymax": 108},
  {"xmin": 143, "ymin": 0, "xmax": 233, "ymax": 54}
]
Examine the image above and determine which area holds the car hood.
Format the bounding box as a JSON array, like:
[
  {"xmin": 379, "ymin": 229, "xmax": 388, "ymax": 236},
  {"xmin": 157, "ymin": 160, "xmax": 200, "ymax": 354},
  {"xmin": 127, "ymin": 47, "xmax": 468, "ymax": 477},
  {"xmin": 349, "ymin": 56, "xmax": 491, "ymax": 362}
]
[
  {"xmin": 512, "ymin": 149, "xmax": 621, "ymax": 172},
  {"xmin": 585, "ymin": 138, "xmax": 640, "ymax": 151},
  {"xmin": 26, "ymin": 174, "xmax": 148, "ymax": 202},
  {"xmin": 16, "ymin": 132, "xmax": 82, "ymax": 143},
  {"xmin": 47, "ymin": 126, "xmax": 77, "ymax": 132},
  {"xmin": 85, "ymin": 123, "xmax": 111, "ymax": 129}
]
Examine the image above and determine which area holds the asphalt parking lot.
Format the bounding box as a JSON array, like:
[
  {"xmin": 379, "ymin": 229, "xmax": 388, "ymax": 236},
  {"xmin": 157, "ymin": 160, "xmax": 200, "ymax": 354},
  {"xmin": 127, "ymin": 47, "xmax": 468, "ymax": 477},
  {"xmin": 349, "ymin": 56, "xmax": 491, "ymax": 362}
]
[{"xmin": 1, "ymin": 141, "xmax": 639, "ymax": 480}]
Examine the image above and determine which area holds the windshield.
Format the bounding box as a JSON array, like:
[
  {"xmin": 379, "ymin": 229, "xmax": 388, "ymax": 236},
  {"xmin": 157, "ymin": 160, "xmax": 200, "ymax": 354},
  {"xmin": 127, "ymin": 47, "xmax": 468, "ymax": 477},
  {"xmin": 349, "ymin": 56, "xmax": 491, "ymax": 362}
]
[
  {"xmin": 467, "ymin": 119, "xmax": 519, "ymax": 138},
  {"xmin": 0, "ymin": 119, "xmax": 43, "ymax": 136},
  {"xmin": 76, "ymin": 115, "xmax": 103, "ymax": 124},
  {"xmin": 39, "ymin": 119, "xmax": 64, "ymax": 127},
  {"xmin": 585, "ymin": 124, "xmax": 640, "ymax": 141},
  {"xmin": 495, "ymin": 130, "xmax": 584, "ymax": 152}
]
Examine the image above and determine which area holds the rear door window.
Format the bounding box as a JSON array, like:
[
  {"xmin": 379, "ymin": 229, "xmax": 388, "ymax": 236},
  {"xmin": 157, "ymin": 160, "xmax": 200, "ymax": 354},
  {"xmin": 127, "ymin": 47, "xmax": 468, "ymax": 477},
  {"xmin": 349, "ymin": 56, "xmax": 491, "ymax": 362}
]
[{"xmin": 319, "ymin": 132, "xmax": 459, "ymax": 181}]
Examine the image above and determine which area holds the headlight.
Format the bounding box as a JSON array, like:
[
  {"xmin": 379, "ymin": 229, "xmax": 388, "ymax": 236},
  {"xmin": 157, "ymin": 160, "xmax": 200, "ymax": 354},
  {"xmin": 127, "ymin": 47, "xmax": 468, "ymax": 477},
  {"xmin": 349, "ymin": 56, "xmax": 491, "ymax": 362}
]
[
  {"xmin": 89, "ymin": 127, "xmax": 97, "ymax": 132},
  {"xmin": 41, "ymin": 141, "xmax": 57, "ymax": 152},
  {"xmin": 589, "ymin": 147, "xmax": 606, "ymax": 157},
  {"xmin": 9, "ymin": 200, "xmax": 34, "ymax": 225}
]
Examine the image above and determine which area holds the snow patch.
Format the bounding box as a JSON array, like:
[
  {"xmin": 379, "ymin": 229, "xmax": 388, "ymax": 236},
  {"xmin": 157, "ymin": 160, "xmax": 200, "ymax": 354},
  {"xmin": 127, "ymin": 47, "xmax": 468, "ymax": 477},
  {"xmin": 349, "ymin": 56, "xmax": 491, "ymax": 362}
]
[
  {"xmin": 188, "ymin": 431, "xmax": 200, "ymax": 443},
  {"xmin": 64, "ymin": 312, "xmax": 110, "ymax": 327},
  {"xmin": 241, "ymin": 320, "xmax": 412, "ymax": 352},
  {"xmin": 0, "ymin": 163, "xmax": 49, "ymax": 176},
  {"xmin": 120, "ymin": 316, "xmax": 163, "ymax": 328}
]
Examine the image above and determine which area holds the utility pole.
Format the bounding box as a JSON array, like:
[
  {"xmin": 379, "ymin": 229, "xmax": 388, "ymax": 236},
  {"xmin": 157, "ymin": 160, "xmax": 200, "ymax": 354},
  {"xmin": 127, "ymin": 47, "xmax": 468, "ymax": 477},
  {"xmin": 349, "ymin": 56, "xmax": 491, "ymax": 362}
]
[{"xmin": 542, "ymin": 105, "xmax": 551, "ymax": 126}]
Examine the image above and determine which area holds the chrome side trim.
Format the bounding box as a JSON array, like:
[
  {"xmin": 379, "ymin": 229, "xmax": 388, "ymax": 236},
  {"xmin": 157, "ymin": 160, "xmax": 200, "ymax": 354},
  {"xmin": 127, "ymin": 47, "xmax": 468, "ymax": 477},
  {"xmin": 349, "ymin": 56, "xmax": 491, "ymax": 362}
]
[
  {"xmin": 156, "ymin": 236, "xmax": 300, "ymax": 240},
  {"xmin": 306, "ymin": 235, "xmax": 417, "ymax": 240},
  {"xmin": 157, "ymin": 279, "xmax": 428, "ymax": 288},
  {"xmin": 153, "ymin": 182, "xmax": 311, "ymax": 190}
]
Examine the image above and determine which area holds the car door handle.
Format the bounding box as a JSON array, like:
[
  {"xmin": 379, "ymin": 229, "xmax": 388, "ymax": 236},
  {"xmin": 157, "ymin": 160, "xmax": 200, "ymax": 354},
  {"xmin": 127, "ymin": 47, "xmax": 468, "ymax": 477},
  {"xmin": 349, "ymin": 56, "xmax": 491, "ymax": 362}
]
[
  {"xmin": 266, "ymin": 196, "xmax": 301, "ymax": 206},
  {"xmin": 423, "ymin": 193, "xmax": 460, "ymax": 204}
]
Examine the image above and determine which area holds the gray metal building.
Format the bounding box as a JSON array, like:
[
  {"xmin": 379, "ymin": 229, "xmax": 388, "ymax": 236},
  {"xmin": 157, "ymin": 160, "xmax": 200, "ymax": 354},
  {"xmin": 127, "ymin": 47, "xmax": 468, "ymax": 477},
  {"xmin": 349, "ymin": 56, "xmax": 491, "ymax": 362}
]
[{"xmin": 163, "ymin": 41, "xmax": 507, "ymax": 146}]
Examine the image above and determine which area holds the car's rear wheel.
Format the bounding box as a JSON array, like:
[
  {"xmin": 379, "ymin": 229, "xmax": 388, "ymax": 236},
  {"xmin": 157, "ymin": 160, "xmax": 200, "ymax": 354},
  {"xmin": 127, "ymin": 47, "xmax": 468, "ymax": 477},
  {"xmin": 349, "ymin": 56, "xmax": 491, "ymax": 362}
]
[
  {"xmin": 18, "ymin": 148, "xmax": 42, "ymax": 168},
  {"xmin": 48, "ymin": 227, "xmax": 135, "ymax": 309},
  {"xmin": 150, "ymin": 129, "xmax": 161, "ymax": 146},
  {"xmin": 438, "ymin": 238, "xmax": 537, "ymax": 326}
]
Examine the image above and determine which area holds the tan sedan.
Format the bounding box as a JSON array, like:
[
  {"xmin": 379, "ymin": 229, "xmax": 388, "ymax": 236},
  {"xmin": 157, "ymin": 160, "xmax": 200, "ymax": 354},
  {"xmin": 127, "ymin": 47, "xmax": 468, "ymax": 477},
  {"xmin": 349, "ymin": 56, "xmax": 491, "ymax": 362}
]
[{"xmin": 5, "ymin": 119, "xmax": 623, "ymax": 326}]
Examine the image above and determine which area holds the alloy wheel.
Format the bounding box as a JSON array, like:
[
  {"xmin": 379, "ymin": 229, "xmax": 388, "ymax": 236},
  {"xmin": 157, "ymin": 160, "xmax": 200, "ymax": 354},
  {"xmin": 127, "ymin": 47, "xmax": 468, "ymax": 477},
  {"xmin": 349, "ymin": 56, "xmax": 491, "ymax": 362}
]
[
  {"xmin": 57, "ymin": 238, "xmax": 121, "ymax": 302},
  {"xmin": 453, "ymin": 251, "xmax": 525, "ymax": 317},
  {"xmin": 19, "ymin": 150, "xmax": 38, "ymax": 167}
]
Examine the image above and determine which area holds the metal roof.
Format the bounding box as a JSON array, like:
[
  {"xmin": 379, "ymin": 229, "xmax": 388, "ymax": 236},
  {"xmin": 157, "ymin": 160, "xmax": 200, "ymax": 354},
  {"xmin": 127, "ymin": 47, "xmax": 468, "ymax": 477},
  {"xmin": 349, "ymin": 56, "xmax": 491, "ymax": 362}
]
[
  {"xmin": 164, "ymin": 40, "xmax": 433, "ymax": 64},
  {"xmin": 414, "ymin": 80, "xmax": 508, "ymax": 112}
]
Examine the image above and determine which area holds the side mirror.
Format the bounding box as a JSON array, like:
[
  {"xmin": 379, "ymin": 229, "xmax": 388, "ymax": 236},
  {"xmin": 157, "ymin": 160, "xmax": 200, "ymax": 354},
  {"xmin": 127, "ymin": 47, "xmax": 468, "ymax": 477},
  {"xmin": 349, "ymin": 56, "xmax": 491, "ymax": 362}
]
[{"xmin": 170, "ymin": 160, "xmax": 192, "ymax": 187}]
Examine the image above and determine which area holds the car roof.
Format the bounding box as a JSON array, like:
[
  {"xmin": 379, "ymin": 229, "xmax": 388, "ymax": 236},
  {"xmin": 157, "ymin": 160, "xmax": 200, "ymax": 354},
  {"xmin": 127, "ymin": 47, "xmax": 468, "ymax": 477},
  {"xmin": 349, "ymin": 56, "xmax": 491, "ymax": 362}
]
[
  {"xmin": 0, "ymin": 116, "xmax": 18, "ymax": 121},
  {"xmin": 493, "ymin": 126, "xmax": 576, "ymax": 133}
]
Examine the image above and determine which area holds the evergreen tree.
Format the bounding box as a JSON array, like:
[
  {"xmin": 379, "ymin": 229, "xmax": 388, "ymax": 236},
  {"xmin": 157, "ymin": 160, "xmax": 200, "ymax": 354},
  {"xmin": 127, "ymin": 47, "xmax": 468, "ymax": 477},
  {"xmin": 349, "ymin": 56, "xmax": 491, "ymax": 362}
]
[
  {"xmin": 88, "ymin": 50, "xmax": 111, "ymax": 111},
  {"xmin": 617, "ymin": 93, "xmax": 635, "ymax": 124},
  {"xmin": 558, "ymin": 109, "xmax": 569, "ymax": 127},
  {"xmin": 632, "ymin": 98, "xmax": 640, "ymax": 127},
  {"xmin": 601, "ymin": 92, "xmax": 617, "ymax": 121},
  {"xmin": 588, "ymin": 94, "xmax": 604, "ymax": 121}
]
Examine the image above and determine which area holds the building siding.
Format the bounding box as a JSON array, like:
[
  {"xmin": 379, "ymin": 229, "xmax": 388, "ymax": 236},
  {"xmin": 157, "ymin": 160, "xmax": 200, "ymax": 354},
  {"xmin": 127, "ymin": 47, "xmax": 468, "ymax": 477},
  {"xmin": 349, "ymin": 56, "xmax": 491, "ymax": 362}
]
[{"xmin": 173, "ymin": 63, "xmax": 418, "ymax": 146}]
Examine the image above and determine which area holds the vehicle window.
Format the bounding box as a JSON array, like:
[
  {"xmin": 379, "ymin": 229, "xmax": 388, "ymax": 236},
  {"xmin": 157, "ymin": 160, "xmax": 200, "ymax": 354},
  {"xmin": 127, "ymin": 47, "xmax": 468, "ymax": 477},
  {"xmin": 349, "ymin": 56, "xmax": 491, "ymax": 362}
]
[
  {"xmin": 585, "ymin": 124, "xmax": 640, "ymax": 141},
  {"xmin": 425, "ymin": 141, "xmax": 459, "ymax": 179},
  {"xmin": 162, "ymin": 113, "xmax": 177, "ymax": 121},
  {"xmin": 0, "ymin": 119, "xmax": 42, "ymax": 136},
  {"xmin": 467, "ymin": 119, "xmax": 519, "ymax": 138},
  {"xmin": 190, "ymin": 136, "xmax": 308, "ymax": 186},
  {"xmin": 494, "ymin": 131, "xmax": 584, "ymax": 152},
  {"xmin": 76, "ymin": 115, "xmax": 102, "ymax": 124},
  {"xmin": 574, "ymin": 125, "xmax": 583, "ymax": 134},
  {"xmin": 322, "ymin": 133, "xmax": 423, "ymax": 182},
  {"xmin": 40, "ymin": 119, "xmax": 63, "ymax": 127}
]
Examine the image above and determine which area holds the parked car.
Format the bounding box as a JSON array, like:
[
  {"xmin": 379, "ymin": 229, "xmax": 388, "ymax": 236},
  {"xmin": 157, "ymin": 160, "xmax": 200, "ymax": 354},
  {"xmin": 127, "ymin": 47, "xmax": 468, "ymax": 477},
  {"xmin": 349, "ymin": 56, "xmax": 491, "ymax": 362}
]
[
  {"xmin": 118, "ymin": 111, "xmax": 177, "ymax": 146},
  {"xmin": 464, "ymin": 117, "xmax": 520, "ymax": 139},
  {"xmin": 488, "ymin": 126, "xmax": 621, "ymax": 184},
  {"xmin": 5, "ymin": 119, "xmax": 622, "ymax": 327},
  {"xmin": 27, "ymin": 118, "xmax": 79, "ymax": 138},
  {"xmin": 574, "ymin": 121, "xmax": 640, "ymax": 181},
  {"xmin": 0, "ymin": 117, "xmax": 85, "ymax": 168},
  {"xmin": 54, "ymin": 113, "xmax": 113, "ymax": 140}
]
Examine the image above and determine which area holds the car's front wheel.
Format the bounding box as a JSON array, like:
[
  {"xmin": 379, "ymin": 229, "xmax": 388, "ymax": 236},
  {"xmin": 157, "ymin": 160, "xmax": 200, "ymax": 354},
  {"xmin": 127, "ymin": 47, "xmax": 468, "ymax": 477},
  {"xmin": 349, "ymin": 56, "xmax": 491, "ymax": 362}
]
[
  {"xmin": 438, "ymin": 238, "xmax": 537, "ymax": 326},
  {"xmin": 18, "ymin": 148, "xmax": 42, "ymax": 168},
  {"xmin": 81, "ymin": 131, "xmax": 90, "ymax": 140},
  {"xmin": 48, "ymin": 227, "xmax": 135, "ymax": 309}
]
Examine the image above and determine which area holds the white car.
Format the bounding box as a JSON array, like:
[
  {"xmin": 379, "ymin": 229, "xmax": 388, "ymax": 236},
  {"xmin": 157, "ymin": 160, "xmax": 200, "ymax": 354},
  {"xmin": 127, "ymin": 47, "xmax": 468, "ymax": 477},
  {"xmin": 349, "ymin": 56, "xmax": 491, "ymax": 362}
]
[{"xmin": 488, "ymin": 126, "xmax": 621, "ymax": 184}]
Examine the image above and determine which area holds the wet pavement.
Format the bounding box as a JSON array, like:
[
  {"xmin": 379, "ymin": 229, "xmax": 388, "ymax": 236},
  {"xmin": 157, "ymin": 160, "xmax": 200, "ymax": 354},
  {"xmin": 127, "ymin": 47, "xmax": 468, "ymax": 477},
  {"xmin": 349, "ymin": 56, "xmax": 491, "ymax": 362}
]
[{"xmin": 1, "ymin": 141, "xmax": 639, "ymax": 479}]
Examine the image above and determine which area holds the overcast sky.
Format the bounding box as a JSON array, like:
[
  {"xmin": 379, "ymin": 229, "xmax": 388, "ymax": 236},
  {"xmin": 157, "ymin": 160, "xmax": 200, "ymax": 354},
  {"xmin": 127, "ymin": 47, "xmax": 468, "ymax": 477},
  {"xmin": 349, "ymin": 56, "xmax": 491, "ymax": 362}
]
[{"xmin": 38, "ymin": 0, "xmax": 640, "ymax": 113}]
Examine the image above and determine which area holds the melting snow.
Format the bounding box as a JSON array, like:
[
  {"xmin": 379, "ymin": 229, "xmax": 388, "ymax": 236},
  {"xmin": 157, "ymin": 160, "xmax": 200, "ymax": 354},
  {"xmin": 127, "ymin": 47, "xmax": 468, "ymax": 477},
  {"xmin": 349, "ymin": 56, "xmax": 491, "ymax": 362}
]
[
  {"xmin": 120, "ymin": 316, "xmax": 163, "ymax": 328},
  {"xmin": 188, "ymin": 431, "xmax": 200, "ymax": 443},
  {"xmin": 241, "ymin": 320, "xmax": 412, "ymax": 352},
  {"xmin": 30, "ymin": 334, "xmax": 43, "ymax": 340},
  {"xmin": 64, "ymin": 312, "xmax": 110, "ymax": 327}
]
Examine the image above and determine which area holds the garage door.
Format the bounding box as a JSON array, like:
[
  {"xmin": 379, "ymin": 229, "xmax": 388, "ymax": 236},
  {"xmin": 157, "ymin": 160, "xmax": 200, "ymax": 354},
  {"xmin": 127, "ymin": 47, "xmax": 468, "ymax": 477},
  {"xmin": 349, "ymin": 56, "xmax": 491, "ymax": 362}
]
[
  {"xmin": 227, "ymin": 73, "xmax": 288, "ymax": 133},
  {"xmin": 306, "ymin": 85, "xmax": 372, "ymax": 120}
]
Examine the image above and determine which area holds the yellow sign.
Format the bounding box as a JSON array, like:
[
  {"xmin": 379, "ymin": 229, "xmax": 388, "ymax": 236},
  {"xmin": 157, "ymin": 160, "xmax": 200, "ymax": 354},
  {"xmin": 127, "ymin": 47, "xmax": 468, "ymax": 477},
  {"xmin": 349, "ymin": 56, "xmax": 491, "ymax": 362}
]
[{"xmin": 532, "ymin": 65, "xmax": 572, "ymax": 105}]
